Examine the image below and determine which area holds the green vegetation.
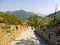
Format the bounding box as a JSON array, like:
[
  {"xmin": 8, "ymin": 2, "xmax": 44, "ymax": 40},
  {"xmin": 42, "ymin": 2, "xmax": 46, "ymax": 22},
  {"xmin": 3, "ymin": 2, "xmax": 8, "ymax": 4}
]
[
  {"xmin": 28, "ymin": 15, "xmax": 52, "ymax": 26},
  {"xmin": 47, "ymin": 11, "xmax": 60, "ymax": 24},
  {"xmin": 0, "ymin": 12, "xmax": 22, "ymax": 25}
]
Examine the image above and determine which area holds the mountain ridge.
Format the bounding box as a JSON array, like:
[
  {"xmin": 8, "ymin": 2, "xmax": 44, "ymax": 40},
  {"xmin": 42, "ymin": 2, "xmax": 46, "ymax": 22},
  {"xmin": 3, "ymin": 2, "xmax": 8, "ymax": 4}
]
[
  {"xmin": 6, "ymin": 10, "xmax": 36, "ymax": 18},
  {"xmin": 47, "ymin": 11, "xmax": 60, "ymax": 18}
]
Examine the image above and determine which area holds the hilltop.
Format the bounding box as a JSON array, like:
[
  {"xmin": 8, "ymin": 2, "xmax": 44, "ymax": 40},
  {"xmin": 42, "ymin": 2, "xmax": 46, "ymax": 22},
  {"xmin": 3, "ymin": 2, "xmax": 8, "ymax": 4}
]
[{"xmin": 6, "ymin": 10, "xmax": 35, "ymax": 18}]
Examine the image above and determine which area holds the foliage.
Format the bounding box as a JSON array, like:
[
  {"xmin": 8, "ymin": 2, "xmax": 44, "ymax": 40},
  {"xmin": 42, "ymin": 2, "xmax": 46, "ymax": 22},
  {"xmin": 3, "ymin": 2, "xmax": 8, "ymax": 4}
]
[
  {"xmin": 29, "ymin": 15, "xmax": 51, "ymax": 26},
  {"xmin": 0, "ymin": 12, "xmax": 22, "ymax": 25},
  {"xmin": 47, "ymin": 11, "xmax": 60, "ymax": 24}
]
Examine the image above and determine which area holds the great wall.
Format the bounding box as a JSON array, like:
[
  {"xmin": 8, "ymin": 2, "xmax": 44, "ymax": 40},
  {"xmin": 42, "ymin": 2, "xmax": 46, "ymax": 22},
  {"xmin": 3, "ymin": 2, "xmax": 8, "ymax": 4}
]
[
  {"xmin": 0, "ymin": 23, "xmax": 31, "ymax": 45},
  {"xmin": 0, "ymin": 23, "xmax": 60, "ymax": 45}
]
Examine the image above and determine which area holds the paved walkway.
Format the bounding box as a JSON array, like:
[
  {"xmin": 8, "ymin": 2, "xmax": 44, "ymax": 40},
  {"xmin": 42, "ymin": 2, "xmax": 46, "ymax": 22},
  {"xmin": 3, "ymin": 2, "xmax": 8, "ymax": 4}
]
[{"xmin": 10, "ymin": 27, "xmax": 40, "ymax": 45}]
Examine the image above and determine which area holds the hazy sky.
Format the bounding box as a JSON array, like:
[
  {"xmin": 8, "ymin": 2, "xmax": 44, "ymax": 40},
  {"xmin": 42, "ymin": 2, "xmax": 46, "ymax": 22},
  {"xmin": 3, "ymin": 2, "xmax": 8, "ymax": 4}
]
[{"xmin": 0, "ymin": 0, "xmax": 60, "ymax": 15}]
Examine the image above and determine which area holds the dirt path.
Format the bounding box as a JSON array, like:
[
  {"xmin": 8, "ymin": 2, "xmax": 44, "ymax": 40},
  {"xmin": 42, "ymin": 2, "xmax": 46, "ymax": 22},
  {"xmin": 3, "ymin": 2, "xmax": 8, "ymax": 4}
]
[{"xmin": 10, "ymin": 27, "xmax": 40, "ymax": 45}]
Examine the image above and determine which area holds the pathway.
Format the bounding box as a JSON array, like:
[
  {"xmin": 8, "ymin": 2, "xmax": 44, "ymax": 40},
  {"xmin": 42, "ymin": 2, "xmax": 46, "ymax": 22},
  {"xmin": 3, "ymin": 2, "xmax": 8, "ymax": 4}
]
[
  {"xmin": 10, "ymin": 27, "xmax": 40, "ymax": 45},
  {"xmin": 10, "ymin": 27, "xmax": 50, "ymax": 45}
]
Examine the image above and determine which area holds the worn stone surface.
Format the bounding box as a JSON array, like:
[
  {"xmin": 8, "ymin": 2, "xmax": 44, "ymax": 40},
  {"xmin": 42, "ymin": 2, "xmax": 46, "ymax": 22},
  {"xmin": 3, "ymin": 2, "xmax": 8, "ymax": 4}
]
[{"xmin": 10, "ymin": 28, "xmax": 40, "ymax": 45}]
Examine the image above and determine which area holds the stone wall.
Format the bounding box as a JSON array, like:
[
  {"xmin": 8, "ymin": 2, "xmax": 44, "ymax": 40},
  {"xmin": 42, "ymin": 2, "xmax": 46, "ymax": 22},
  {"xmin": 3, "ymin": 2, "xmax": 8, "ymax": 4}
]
[{"xmin": 0, "ymin": 24, "xmax": 31, "ymax": 45}]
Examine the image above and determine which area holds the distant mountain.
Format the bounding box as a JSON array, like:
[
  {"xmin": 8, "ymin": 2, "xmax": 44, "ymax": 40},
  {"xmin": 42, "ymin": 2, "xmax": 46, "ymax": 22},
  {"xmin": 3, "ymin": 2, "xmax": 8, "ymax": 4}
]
[
  {"xmin": 6, "ymin": 10, "xmax": 36, "ymax": 18},
  {"xmin": 47, "ymin": 11, "xmax": 60, "ymax": 18},
  {"xmin": 0, "ymin": 12, "xmax": 22, "ymax": 24}
]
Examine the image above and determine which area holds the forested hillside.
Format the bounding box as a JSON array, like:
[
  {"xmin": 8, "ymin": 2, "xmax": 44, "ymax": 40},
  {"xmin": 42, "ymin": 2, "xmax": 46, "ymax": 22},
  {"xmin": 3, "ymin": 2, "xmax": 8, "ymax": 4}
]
[
  {"xmin": 47, "ymin": 11, "xmax": 60, "ymax": 24},
  {"xmin": 0, "ymin": 12, "xmax": 22, "ymax": 25},
  {"xmin": 28, "ymin": 15, "xmax": 52, "ymax": 26}
]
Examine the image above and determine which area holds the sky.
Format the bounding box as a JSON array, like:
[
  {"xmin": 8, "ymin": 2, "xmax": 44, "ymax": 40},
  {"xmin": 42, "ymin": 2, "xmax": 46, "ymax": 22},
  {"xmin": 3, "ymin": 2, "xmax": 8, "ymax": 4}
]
[{"xmin": 0, "ymin": 0, "xmax": 60, "ymax": 15}]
